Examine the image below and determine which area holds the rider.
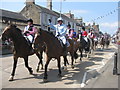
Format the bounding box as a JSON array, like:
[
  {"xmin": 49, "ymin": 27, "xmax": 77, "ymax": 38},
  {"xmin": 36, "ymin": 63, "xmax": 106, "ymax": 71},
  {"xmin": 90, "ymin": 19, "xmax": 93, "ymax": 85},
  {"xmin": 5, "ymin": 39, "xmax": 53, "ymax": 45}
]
[
  {"xmin": 88, "ymin": 29, "xmax": 95, "ymax": 43},
  {"xmin": 104, "ymin": 33, "xmax": 109, "ymax": 39},
  {"xmin": 72, "ymin": 29, "xmax": 77, "ymax": 39},
  {"xmin": 48, "ymin": 17, "xmax": 68, "ymax": 56},
  {"xmin": 24, "ymin": 19, "xmax": 37, "ymax": 52},
  {"xmin": 81, "ymin": 26, "xmax": 88, "ymax": 42},
  {"xmin": 66, "ymin": 24, "xmax": 73, "ymax": 39},
  {"xmin": 88, "ymin": 29, "xmax": 94, "ymax": 39}
]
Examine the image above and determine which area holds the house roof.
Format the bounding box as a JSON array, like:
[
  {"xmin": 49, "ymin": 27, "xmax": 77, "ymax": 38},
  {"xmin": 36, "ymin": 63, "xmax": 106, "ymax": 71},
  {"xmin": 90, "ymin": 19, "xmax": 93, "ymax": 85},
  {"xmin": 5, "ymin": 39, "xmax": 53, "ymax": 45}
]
[
  {"xmin": 35, "ymin": 4, "xmax": 77, "ymax": 23},
  {"xmin": 0, "ymin": 9, "xmax": 27, "ymax": 22},
  {"xmin": 92, "ymin": 25, "xmax": 99, "ymax": 31}
]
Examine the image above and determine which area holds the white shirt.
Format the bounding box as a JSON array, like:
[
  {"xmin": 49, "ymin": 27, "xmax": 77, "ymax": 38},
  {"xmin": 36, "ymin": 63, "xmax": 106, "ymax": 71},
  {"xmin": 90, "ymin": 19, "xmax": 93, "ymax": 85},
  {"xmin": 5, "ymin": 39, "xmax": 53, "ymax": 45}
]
[{"xmin": 49, "ymin": 23, "xmax": 67, "ymax": 37}]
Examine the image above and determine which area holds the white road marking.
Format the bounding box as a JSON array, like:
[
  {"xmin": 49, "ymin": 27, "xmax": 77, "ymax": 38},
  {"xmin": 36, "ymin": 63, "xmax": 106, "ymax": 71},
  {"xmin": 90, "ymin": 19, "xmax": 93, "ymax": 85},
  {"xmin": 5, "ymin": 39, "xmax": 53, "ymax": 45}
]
[{"xmin": 80, "ymin": 51, "xmax": 114, "ymax": 88}]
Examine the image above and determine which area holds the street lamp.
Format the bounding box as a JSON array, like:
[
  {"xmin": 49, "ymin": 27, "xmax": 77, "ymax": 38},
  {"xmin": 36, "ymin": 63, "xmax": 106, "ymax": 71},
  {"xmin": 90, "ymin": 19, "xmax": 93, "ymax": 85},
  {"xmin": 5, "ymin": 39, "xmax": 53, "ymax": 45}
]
[
  {"xmin": 60, "ymin": 0, "xmax": 62, "ymax": 17},
  {"xmin": 60, "ymin": 0, "xmax": 66, "ymax": 17}
]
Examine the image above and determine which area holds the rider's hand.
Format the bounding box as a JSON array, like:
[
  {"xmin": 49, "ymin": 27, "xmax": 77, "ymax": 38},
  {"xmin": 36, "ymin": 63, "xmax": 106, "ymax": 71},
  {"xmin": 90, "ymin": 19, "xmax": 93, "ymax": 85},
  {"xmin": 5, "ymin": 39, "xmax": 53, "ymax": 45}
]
[
  {"xmin": 24, "ymin": 31, "xmax": 29, "ymax": 36},
  {"xmin": 25, "ymin": 31, "xmax": 29, "ymax": 33},
  {"xmin": 49, "ymin": 19, "xmax": 51, "ymax": 23},
  {"xmin": 57, "ymin": 33, "xmax": 61, "ymax": 37}
]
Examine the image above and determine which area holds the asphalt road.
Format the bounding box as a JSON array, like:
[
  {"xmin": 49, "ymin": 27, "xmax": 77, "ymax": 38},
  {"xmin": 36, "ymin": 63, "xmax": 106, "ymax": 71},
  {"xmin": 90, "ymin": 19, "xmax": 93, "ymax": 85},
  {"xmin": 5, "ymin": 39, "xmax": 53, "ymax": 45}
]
[{"xmin": 0, "ymin": 44, "xmax": 118, "ymax": 89}]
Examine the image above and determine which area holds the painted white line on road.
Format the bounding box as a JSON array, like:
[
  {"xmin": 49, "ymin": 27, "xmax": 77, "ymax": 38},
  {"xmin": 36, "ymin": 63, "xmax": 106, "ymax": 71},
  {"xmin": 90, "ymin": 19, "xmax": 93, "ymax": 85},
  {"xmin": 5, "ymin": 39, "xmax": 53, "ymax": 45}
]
[{"xmin": 81, "ymin": 65, "xmax": 104, "ymax": 88}]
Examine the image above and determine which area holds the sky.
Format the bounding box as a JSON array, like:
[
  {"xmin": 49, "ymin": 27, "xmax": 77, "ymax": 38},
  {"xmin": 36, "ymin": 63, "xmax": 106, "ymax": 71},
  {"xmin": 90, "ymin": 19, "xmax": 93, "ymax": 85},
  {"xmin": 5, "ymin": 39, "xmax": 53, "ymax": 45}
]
[{"xmin": 1, "ymin": 0, "xmax": 119, "ymax": 35}]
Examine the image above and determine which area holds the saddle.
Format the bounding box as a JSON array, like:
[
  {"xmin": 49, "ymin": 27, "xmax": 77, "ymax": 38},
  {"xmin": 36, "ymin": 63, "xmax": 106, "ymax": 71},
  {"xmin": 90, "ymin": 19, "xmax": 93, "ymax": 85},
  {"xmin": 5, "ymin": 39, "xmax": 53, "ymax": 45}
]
[{"xmin": 57, "ymin": 37, "xmax": 70, "ymax": 47}]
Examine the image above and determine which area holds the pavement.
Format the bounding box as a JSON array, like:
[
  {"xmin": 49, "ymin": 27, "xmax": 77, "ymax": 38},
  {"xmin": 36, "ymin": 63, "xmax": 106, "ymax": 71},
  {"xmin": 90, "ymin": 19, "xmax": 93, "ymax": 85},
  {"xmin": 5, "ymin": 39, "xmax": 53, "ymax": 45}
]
[
  {"xmin": 84, "ymin": 55, "xmax": 118, "ymax": 88},
  {"xmin": 0, "ymin": 43, "xmax": 118, "ymax": 89},
  {"xmin": 84, "ymin": 43, "xmax": 119, "ymax": 89}
]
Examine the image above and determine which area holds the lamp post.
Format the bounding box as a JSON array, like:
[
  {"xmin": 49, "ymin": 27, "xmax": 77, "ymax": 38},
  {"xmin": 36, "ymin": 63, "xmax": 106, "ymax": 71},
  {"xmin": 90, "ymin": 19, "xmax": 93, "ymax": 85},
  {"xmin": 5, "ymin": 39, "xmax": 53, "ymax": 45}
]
[
  {"xmin": 60, "ymin": 0, "xmax": 62, "ymax": 17},
  {"xmin": 60, "ymin": 0, "xmax": 66, "ymax": 17}
]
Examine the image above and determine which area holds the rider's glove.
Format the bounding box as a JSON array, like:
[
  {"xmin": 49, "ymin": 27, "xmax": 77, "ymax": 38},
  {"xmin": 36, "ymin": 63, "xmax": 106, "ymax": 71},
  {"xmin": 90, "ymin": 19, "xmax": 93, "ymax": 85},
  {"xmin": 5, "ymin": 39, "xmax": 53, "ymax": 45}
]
[
  {"xmin": 57, "ymin": 32, "xmax": 61, "ymax": 37},
  {"xmin": 48, "ymin": 19, "xmax": 51, "ymax": 23}
]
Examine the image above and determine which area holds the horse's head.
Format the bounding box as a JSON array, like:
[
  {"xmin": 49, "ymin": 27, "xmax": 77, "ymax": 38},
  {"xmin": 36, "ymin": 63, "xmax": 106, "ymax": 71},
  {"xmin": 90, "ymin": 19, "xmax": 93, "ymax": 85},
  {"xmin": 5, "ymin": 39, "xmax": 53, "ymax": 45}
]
[{"xmin": 1, "ymin": 24, "xmax": 17, "ymax": 41}]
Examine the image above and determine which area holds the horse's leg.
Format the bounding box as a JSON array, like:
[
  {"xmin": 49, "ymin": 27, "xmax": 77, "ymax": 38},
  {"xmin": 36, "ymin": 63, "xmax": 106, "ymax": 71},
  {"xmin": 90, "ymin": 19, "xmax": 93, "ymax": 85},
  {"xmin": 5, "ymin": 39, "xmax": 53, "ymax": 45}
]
[
  {"xmin": 79, "ymin": 48, "xmax": 83, "ymax": 61},
  {"xmin": 43, "ymin": 57, "xmax": 51, "ymax": 82},
  {"xmin": 70, "ymin": 52, "xmax": 75, "ymax": 69},
  {"xmin": 23, "ymin": 56, "xmax": 33, "ymax": 74},
  {"xmin": 87, "ymin": 47, "xmax": 90, "ymax": 58},
  {"xmin": 36, "ymin": 51, "xmax": 43, "ymax": 72},
  {"xmin": 103, "ymin": 44, "xmax": 104, "ymax": 49},
  {"xmin": 9, "ymin": 56, "xmax": 18, "ymax": 81},
  {"xmin": 87, "ymin": 52, "xmax": 89, "ymax": 58},
  {"xmin": 63, "ymin": 56, "xmax": 68, "ymax": 71},
  {"xmin": 57, "ymin": 57, "xmax": 62, "ymax": 77},
  {"xmin": 101, "ymin": 44, "xmax": 103, "ymax": 50}
]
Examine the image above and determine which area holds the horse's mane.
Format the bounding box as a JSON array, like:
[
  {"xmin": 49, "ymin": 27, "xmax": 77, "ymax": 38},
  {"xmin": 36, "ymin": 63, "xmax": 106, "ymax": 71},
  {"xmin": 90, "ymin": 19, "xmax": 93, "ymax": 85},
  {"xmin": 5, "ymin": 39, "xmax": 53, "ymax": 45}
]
[
  {"xmin": 8, "ymin": 24, "xmax": 22, "ymax": 33},
  {"xmin": 6, "ymin": 24, "xmax": 27, "ymax": 43},
  {"xmin": 40, "ymin": 29, "xmax": 56, "ymax": 39}
]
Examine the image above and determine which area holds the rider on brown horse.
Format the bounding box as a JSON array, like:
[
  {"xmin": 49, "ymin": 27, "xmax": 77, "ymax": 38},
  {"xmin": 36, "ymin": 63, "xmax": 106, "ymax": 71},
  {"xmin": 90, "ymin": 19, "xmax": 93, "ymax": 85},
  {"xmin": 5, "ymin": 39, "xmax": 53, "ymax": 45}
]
[
  {"xmin": 48, "ymin": 17, "xmax": 68, "ymax": 56},
  {"xmin": 24, "ymin": 19, "xmax": 37, "ymax": 53}
]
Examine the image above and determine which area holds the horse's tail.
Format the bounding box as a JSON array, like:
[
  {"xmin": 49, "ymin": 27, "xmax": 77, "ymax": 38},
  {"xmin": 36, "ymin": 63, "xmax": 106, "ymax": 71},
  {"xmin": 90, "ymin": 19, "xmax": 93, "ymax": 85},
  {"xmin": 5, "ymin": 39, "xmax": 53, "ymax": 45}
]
[{"xmin": 74, "ymin": 51, "xmax": 79, "ymax": 59}]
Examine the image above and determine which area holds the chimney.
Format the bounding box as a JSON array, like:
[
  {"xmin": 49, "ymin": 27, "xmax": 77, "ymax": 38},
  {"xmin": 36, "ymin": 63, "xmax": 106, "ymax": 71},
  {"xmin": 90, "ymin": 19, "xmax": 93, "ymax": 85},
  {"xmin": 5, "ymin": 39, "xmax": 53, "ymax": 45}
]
[
  {"xmin": 47, "ymin": 0, "xmax": 52, "ymax": 10},
  {"xmin": 26, "ymin": 0, "xmax": 35, "ymax": 5}
]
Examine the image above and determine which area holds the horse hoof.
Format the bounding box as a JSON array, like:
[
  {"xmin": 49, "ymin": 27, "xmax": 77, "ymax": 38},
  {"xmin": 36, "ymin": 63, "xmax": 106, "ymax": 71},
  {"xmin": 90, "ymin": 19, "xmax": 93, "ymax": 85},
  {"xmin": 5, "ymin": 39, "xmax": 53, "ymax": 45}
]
[
  {"xmin": 9, "ymin": 76, "xmax": 14, "ymax": 81},
  {"xmin": 41, "ymin": 67, "xmax": 43, "ymax": 70},
  {"xmin": 58, "ymin": 74, "xmax": 62, "ymax": 77},
  {"xmin": 36, "ymin": 69, "xmax": 39, "ymax": 72},
  {"xmin": 63, "ymin": 66, "xmax": 67, "ymax": 71},
  {"xmin": 43, "ymin": 79, "xmax": 48, "ymax": 83},
  {"xmin": 71, "ymin": 65, "xmax": 75, "ymax": 69},
  {"xmin": 80, "ymin": 58, "xmax": 82, "ymax": 61},
  {"xmin": 30, "ymin": 71, "xmax": 33, "ymax": 75}
]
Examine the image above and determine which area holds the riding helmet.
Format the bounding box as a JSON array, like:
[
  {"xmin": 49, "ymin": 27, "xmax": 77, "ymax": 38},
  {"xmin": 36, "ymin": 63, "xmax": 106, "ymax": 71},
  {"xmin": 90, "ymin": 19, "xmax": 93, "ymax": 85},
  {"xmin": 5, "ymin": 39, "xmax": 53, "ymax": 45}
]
[{"xmin": 27, "ymin": 19, "xmax": 33, "ymax": 23}]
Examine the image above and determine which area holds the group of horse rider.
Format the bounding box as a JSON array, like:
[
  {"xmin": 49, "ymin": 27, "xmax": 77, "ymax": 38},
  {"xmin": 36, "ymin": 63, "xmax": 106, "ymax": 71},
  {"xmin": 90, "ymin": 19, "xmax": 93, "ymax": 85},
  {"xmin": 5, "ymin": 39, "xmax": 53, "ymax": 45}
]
[{"xmin": 23, "ymin": 17, "xmax": 97, "ymax": 54}]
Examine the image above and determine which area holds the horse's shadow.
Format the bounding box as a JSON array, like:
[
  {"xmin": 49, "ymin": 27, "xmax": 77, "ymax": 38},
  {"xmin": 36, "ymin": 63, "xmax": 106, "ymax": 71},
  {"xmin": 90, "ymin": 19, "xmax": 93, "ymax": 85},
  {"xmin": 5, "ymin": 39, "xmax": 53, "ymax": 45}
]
[
  {"xmin": 88, "ymin": 57, "xmax": 104, "ymax": 62},
  {"xmin": 1, "ymin": 54, "xmax": 13, "ymax": 58},
  {"xmin": 94, "ymin": 53, "xmax": 104, "ymax": 55},
  {"xmin": 12, "ymin": 61, "xmax": 99, "ymax": 85}
]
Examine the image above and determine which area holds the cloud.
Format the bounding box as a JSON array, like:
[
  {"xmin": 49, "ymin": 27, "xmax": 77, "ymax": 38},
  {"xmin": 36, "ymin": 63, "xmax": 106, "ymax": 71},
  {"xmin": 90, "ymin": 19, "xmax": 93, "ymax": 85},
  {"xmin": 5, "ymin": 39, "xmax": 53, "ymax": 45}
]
[
  {"xmin": 99, "ymin": 22, "xmax": 118, "ymax": 35},
  {"xmin": 100, "ymin": 22, "xmax": 118, "ymax": 28},
  {"xmin": 72, "ymin": 10, "xmax": 89, "ymax": 14}
]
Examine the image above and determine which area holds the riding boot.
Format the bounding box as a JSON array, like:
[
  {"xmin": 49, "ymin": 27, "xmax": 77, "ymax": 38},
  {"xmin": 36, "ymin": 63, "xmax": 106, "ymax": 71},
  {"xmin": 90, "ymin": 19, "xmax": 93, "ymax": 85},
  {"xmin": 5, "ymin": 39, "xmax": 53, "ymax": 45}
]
[{"xmin": 63, "ymin": 44, "xmax": 67, "ymax": 56}]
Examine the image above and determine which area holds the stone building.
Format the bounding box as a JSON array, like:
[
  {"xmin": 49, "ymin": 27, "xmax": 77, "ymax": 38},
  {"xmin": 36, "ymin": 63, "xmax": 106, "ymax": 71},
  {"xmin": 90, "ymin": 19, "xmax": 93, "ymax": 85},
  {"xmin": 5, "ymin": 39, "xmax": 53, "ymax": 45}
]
[
  {"xmin": 0, "ymin": 9, "xmax": 27, "ymax": 35},
  {"xmin": 20, "ymin": 0, "xmax": 79, "ymax": 31},
  {"xmin": 0, "ymin": 9, "xmax": 28, "ymax": 54}
]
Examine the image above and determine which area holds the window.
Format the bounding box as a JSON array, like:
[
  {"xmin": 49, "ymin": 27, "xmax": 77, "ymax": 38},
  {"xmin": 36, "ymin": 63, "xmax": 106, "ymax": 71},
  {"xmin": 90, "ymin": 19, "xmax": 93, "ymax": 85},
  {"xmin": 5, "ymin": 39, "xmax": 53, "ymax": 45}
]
[
  {"xmin": 44, "ymin": 14, "xmax": 47, "ymax": 24},
  {"xmin": 55, "ymin": 18, "xmax": 57, "ymax": 24},
  {"xmin": 50, "ymin": 16, "xmax": 52, "ymax": 21}
]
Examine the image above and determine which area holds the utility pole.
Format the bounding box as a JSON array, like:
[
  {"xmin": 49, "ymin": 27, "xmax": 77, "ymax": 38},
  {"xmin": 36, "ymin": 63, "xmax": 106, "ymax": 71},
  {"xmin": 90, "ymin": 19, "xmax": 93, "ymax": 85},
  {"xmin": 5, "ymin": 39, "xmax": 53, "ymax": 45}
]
[{"xmin": 60, "ymin": 0, "xmax": 62, "ymax": 17}]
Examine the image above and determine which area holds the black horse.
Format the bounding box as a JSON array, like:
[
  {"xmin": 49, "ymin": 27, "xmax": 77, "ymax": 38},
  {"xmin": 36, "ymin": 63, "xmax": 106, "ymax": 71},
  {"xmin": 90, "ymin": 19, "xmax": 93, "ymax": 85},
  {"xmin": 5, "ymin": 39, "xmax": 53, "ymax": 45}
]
[{"xmin": 77, "ymin": 32, "xmax": 91, "ymax": 61}]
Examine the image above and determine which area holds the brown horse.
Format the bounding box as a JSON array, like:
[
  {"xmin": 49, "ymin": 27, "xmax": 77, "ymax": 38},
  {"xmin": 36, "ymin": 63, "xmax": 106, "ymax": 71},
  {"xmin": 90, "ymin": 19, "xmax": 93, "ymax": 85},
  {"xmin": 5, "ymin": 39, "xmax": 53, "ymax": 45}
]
[
  {"xmin": 99, "ymin": 37, "xmax": 105, "ymax": 49},
  {"xmin": 34, "ymin": 29, "xmax": 79, "ymax": 82},
  {"xmin": 94, "ymin": 39, "xmax": 98, "ymax": 49},
  {"xmin": 104, "ymin": 37, "xmax": 110, "ymax": 49},
  {"xmin": 1, "ymin": 25, "xmax": 43, "ymax": 81}
]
